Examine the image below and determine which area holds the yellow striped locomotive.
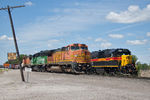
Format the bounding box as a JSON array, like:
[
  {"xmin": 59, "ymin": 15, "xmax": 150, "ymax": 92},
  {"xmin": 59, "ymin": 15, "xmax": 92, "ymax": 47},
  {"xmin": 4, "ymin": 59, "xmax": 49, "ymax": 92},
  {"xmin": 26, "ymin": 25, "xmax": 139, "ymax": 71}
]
[{"xmin": 91, "ymin": 49, "xmax": 137, "ymax": 74}]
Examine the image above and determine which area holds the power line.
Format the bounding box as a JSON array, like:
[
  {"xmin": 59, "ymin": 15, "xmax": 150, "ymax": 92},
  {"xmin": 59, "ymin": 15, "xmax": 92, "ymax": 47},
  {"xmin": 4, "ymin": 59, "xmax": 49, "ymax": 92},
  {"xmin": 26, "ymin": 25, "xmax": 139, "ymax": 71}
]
[
  {"xmin": 0, "ymin": 5, "xmax": 25, "ymax": 10},
  {"xmin": 0, "ymin": 5, "xmax": 25, "ymax": 82}
]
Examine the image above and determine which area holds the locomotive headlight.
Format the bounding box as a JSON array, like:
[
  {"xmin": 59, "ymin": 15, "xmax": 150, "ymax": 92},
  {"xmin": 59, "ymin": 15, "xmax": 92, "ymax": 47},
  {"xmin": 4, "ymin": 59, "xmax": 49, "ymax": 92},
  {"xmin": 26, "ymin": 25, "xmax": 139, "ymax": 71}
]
[{"xmin": 74, "ymin": 55, "xmax": 78, "ymax": 57}]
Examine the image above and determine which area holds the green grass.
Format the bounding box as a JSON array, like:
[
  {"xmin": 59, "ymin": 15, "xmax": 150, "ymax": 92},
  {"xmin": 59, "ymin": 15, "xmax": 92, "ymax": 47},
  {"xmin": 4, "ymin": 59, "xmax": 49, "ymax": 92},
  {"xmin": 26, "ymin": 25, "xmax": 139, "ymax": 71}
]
[{"xmin": 0, "ymin": 68, "xmax": 9, "ymax": 72}]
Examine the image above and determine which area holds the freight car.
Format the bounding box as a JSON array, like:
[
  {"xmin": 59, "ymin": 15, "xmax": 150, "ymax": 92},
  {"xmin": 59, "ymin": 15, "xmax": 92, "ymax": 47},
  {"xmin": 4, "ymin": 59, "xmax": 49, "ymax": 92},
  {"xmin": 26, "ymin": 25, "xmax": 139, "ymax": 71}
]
[
  {"xmin": 91, "ymin": 49, "xmax": 137, "ymax": 75},
  {"xmin": 22, "ymin": 43, "xmax": 91, "ymax": 73},
  {"xmin": 3, "ymin": 63, "xmax": 19, "ymax": 69}
]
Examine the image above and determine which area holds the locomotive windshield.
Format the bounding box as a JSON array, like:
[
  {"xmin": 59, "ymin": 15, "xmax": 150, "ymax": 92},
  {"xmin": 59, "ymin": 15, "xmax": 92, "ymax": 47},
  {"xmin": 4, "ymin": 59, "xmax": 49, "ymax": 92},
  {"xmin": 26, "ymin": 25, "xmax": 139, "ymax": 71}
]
[
  {"xmin": 71, "ymin": 46, "xmax": 80, "ymax": 50},
  {"xmin": 81, "ymin": 46, "xmax": 88, "ymax": 50},
  {"xmin": 114, "ymin": 49, "xmax": 131, "ymax": 57},
  {"xmin": 71, "ymin": 46, "xmax": 88, "ymax": 50},
  {"xmin": 115, "ymin": 52, "xmax": 130, "ymax": 57}
]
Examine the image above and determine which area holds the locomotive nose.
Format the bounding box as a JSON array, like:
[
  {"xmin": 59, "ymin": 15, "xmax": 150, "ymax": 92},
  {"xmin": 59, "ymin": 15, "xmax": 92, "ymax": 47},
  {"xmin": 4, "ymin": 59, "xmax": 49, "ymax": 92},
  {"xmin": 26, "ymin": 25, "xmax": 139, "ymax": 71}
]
[
  {"xmin": 73, "ymin": 50, "xmax": 90, "ymax": 63},
  {"xmin": 121, "ymin": 55, "xmax": 132, "ymax": 67},
  {"xmin": 81, "ymin": 50, "xmax": 87, "ymax": 55},
  {"xmin": 85, "ymin": 51, "xmax": 87, "ymax": 55}
]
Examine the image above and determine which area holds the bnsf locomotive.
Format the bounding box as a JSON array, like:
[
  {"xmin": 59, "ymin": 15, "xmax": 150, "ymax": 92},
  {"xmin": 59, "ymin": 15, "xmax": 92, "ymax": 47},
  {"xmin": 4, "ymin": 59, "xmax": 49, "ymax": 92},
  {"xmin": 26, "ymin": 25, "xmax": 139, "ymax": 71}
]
[
  {"xmin": 91, "ymin": 49, "xmax": 137, "ymax": 74},
  {"xmin": 22, "ymin": 43, "xmax": 91, "ymax": 73}
]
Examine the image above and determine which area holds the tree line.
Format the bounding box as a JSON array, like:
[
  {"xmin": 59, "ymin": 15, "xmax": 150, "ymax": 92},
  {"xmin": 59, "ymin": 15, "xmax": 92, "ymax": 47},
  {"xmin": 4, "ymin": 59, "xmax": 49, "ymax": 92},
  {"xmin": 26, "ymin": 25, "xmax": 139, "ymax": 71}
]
[{"xmin": 132, "ymin": 55, "xmax": 150, "ymax": 70}]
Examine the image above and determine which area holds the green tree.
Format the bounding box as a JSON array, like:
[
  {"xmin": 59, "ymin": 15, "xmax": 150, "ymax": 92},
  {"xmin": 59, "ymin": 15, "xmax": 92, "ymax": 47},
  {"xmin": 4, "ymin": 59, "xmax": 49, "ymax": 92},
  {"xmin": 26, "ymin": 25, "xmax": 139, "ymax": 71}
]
[
  {"xmin": 132, "ymin": 55, "xmax": 138, "ymax": 64},
  {"xmin": 142, "ymin": 63, "xmax": 150, "ymax": 70},
  {"xmin": 136, "ymin": 62, "xmax": 150, "ymax": 70}
]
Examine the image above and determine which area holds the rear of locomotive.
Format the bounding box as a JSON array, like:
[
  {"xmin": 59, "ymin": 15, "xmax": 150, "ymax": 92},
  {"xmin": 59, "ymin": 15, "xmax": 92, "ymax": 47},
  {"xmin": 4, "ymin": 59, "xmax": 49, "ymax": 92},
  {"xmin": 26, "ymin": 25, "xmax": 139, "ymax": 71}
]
[
  {"xmin": 69, "ymin": 44, "xmax": 91, "ymax": 73},
  {"xmin": 30, "ymin": 51, "xmax": 50, "ymax": 72}
]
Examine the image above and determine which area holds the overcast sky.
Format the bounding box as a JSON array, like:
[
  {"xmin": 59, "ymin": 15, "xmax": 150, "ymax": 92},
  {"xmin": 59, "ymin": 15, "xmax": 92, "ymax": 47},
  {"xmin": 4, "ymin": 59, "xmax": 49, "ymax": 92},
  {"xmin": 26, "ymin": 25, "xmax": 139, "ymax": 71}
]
[{"xmin": 0, "ymin": 0, "xmax": 150, "ymax": 64}]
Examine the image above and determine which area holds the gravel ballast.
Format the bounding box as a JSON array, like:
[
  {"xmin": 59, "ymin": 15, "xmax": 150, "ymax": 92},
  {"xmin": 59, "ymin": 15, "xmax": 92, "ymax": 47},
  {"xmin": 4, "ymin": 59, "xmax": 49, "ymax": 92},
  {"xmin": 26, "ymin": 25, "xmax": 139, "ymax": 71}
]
[{"xmin": 0, "ymin": 70, "xmax": 150, "ymax": 100}]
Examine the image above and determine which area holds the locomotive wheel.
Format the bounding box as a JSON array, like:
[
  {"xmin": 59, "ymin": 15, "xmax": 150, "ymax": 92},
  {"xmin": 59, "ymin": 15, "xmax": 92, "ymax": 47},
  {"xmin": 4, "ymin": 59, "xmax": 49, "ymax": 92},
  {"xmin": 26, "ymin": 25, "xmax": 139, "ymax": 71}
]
[
  {"xmin": 37, "ymin": 68, "xmax": 40, "ymax": 72},
  {"xmin": 71, "ymin": 63, "xmax": 78, "ymax": 74},
  {"xmin": 84, "ymin": 66, "xmax": 93, "ymax": 75},
  {"xmin": 41, "ymin": 68, "xmax": 45, "ymax": 72},
  {"xmin": 32, "ymin": 66, "xmax": 40, "ymax": 72},
  {"xmin": 60, "ymin": 66, "xmax": 65, "ymax": 73},
  {"xmin": 41, "ymin": 65, "xmax": 46, "ymax": 72}
]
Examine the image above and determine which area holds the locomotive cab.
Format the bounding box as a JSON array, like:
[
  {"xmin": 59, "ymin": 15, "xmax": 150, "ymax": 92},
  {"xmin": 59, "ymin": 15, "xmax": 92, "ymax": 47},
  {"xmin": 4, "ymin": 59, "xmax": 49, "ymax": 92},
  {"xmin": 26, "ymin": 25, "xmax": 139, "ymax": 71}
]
[
  {"xmin": 67, "ymin": 44, "xmax": 91, "ymax": 72},
  {"xmin": 118, "ymin": 50, "xmax": 136, "ymax": 74},
  {"xmin": 114, "ymin": 49, "xmax": 132, "ymax": 67},
  {"xmin": 121, "ymin": 55, "xmax": 132, "ymax": 67},
  {"xmin": 69, "ymin": 44, "xmax": 90, "ymax": 63}
]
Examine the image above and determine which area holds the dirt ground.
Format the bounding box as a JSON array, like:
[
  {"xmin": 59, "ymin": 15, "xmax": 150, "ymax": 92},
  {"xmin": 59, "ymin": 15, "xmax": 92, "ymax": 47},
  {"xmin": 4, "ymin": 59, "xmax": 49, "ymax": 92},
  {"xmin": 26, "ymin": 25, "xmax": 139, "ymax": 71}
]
[
  {"xmin": 0, "ymin": 70, "xmax": 150, "ymax": 100},
  {"xmin": 139, "ymin": 70, "xmax": 150, "ymax": 78}
]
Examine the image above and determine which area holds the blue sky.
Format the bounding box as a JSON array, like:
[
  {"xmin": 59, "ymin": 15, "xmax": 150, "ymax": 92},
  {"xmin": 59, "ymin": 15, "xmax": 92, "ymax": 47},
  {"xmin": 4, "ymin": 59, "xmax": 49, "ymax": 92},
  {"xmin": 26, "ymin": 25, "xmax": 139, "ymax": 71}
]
[{"xmin": 0, "ymin": 0, "xmax": 150, "ymax": 64}]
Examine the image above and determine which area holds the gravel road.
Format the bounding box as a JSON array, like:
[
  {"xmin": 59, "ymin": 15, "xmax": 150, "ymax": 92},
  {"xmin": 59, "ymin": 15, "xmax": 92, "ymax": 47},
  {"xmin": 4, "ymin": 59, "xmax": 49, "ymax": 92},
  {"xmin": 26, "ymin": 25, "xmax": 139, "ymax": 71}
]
[{"xmin": 0, "ymin": 70, "xmax": 150, "ymax": 100}]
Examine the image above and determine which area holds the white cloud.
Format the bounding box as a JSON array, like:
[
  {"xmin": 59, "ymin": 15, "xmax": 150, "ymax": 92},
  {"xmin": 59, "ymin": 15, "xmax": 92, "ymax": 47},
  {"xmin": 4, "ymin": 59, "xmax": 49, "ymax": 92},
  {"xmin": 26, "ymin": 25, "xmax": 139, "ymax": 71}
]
[
  {"xmin": 108, "ymin": 34, "xmax": 124, "ymax": 39},
  {"xmin": 106, "ymin": 4, "xmax": 150, "ymax": 23},
  {"xmin": 18, "ymin": 6, "xmax": 106, "ymax": 44},
  {"xmin": 127, "ymin": 33, "xmax": 134, "ymax": 36},
  {"xmin": 25, "ymin": 1, "xmax": 33, "ymax": 6},
  {"xmin": 47, "ymin": 39, "xmax": 60, "ymax": 48},
  {"xmin": 74, "ymin": 2, "xmax": 80, "ymax": 6},
  {"xmin": 95, "ymin": 37, "xmax": 106, "ymax": 42},
  {"xmin": 53, "ymin": 8, "xmax": 60, "ymax": 13},
  {"xmin": 0, "ymin": 35, "xmax": 13, "ymax": 41},
  {"xmin": 100, "ymin": 42, "xmax": 112, "ymax": 48},
  {"xmin": 147, "ymin": 32, "xmax": 150, "ymax": 37},
  {"xmin": 127, "ymin": 40, "xmax": 148, "ymax": 45},
  {"xmin": 0, "ymin": 35, "xmax": 7, "ymax": 40},
  {"xmin": 105, "ymin": 23, "xmax": 140, "ymax": 33},
  {"xmin": 8, "ymin": 37, "xmax": 13, "ymax": 40},
  {"xmin": 87, "ymin": 37, "xmax": 93, "ymax": 40}
]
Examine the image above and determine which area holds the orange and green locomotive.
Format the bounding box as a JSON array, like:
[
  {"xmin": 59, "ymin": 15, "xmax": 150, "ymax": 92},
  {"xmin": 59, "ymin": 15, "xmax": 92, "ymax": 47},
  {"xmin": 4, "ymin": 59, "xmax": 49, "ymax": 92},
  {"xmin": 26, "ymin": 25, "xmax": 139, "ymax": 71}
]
[
  {"xmin": 22, "ymin": 43, "xmax": 91, "ymax": 73},
  {"xmin": 91, "ymin": 49, "xmax": 137, "ymax": 74}
]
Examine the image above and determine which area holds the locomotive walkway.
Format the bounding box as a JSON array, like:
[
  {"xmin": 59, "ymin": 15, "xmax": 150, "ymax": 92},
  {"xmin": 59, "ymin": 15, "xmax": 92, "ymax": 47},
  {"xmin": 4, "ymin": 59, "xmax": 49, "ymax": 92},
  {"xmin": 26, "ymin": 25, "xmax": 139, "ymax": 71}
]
[{"xmin": 0, "ymin": 70, "xmax": 150, "ymax": 100}]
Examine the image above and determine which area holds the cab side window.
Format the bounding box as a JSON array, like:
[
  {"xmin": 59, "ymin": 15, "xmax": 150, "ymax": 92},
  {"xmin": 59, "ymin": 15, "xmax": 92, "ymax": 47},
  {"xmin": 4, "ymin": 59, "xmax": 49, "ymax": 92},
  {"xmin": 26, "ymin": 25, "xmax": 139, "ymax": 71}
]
[{"xmin": 65, "ymin": 46, "xmax": 70, "ymax": 51}]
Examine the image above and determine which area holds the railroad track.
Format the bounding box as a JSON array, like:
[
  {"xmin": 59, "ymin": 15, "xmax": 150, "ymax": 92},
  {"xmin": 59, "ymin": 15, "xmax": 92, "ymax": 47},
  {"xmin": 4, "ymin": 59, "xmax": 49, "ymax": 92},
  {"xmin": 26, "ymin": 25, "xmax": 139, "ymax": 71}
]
[
  {"xmin": 30, "ymin": 69, "xmax": 150, "ymax": 80},
  {"xmin": 87, "ymin": 72, "xmax": 150, "ymax": 80}
]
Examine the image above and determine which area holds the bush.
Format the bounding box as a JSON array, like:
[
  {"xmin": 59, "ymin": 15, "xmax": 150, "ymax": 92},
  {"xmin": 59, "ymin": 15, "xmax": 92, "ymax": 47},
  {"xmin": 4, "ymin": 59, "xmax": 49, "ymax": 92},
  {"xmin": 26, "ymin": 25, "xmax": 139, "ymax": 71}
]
[
  {"xmin": 136, "ymin": 62, "xmax": 150, "ymax": 71},
  {"xmin": 132, "ymin": 55, "xmax": 138, "ymax": 64}
]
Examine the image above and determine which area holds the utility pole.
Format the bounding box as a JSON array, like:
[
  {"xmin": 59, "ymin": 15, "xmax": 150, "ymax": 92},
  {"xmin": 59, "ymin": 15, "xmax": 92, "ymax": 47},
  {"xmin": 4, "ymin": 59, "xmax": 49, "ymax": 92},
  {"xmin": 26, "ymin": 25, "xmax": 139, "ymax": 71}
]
[{"xmin": 0, "ymin": 5, "xmax": 25, "ymax": 82}]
